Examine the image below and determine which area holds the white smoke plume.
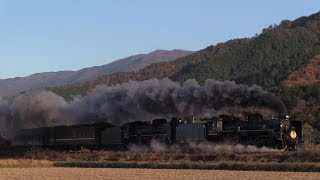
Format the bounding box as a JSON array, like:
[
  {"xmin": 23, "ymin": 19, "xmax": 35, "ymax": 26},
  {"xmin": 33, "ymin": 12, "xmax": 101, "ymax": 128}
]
[
  {"xmin": 188, "ymin": 142, "xmax": 282, "ymax": 153},
  {"xmin": 128, "ymin": 140, "xmax": 281, "ymax": 153},
  {"xmin": 128, "ymin": 139, "xmax": 170, "ymax": 153}
]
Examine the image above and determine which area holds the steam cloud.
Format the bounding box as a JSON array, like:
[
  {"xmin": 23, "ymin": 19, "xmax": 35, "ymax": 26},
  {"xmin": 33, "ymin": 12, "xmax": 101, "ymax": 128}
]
[
  {"xmin": 129, "ymin": 140, "xmax": 281, "ymax": 153},
  {"xmin": 188, "ymin": 142, "xmax": 282, "ymax": 153},
  {"xmin": 0, "ymin": 78, "xmax": 286, "ymax": 138}
]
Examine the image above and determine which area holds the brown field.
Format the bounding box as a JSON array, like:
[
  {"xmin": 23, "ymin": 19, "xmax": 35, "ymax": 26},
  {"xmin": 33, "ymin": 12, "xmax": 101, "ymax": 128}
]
[
  {"xmin": 0, "ymin": 159, "xmax": 53, "ymax": 168},
  {"xmin": 0, "ymin": 168, "xmax": 319, "ymax": 180}
]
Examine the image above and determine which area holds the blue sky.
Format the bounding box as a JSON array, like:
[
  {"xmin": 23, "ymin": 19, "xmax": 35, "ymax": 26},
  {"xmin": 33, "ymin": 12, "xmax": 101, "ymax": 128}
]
[{"xmin": 0, "ymin": 0, "xmax": 319, "ymax": 79}]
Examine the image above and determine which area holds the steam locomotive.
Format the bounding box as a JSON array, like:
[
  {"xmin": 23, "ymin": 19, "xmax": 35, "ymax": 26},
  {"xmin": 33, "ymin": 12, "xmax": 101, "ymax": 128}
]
[{"xmin": 8, "ymin": 113, "xmax": 303, "ymax": 151}]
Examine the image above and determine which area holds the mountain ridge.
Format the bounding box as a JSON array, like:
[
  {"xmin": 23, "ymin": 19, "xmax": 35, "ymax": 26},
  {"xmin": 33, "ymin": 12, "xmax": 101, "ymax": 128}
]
[{"xmin": 0, "ymin": 49, "xmax": 192, "ymax": 97}]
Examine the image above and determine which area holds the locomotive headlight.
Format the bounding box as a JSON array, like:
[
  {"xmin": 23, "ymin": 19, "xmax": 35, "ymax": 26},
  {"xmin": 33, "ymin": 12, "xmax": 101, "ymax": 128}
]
[{"xmin": 290, "ymin": 131, "xmax": 297, "ymax": 139}]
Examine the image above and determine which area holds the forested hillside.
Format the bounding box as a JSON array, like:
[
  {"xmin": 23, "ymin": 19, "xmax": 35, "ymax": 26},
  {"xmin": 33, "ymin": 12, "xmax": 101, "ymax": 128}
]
[
  {"xmin": 50, "ymin": 12, "xmax": 320, "ymax": 143},
  {"xmin": 173, "ymin": 13, "xmax": 320, "ymax": 89}
]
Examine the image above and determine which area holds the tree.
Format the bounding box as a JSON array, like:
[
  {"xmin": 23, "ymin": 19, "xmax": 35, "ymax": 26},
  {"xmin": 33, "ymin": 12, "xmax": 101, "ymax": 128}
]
[{"xmin": 303, "ymin": 124, "xmax": 320, "ymax": 144}]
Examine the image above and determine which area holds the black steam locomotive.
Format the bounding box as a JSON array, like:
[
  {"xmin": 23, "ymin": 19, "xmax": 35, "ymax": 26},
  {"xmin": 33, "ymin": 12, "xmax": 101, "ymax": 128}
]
[
  {"xmin": 205, "ymin": 114, "xmax": 303, "ymax": 150},
  {"xmin": 8, "ymin": 113, "xmax": 303, "ymax": 151}
]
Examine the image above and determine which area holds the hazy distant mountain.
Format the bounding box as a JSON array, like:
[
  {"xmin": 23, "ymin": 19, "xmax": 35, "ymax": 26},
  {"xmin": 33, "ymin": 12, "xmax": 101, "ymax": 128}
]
[{"xmin": 0, "ymin": 49, "xmax": 192, "ymax": 97}]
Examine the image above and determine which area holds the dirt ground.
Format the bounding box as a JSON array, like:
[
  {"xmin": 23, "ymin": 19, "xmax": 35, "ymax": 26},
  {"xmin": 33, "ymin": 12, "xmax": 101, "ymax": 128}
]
[{"xmin": 0, "ymin": 168, "xmax": 319, "ymax": 180}]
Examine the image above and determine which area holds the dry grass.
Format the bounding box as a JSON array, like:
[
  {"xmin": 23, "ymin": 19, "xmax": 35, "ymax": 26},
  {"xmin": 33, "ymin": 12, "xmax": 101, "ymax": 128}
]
[
  {"xmin": 16, "ymin": 148, "xmax": 320, "ymax": 164},
  {"xmin": 0, "ymin": 168, "xmax": 319, "ymax": 180},
  {"xmin": 55, "ymin": 160, "xmax": 320, "ymax": 172},
  {"xmin": 0, "ymin": 145, "xmax": 319, "ymax": 171},
  {"xmin": 0, "ymin": 159, "xmax": 53, "ymax": 168}
]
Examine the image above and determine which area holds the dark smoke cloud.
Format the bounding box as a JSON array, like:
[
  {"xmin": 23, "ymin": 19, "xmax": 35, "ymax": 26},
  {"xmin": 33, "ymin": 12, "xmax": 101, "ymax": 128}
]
[
  {"xmin": 0, "ymin": 78, "xmax": 286, "ymax": 138},
  {"xmin": 0, "ymin": 97, "xmax": 12, "ymax": 138},
  {"xmin": 0, "ymin": 91, "xmax": 73, "ymax": 138},
  {"xmin": 73, "ymin": 78, "xmax": 286, "ymax": 124},
  {"xmin": 10, "ymin": 91, "xmax": 72, "ymax": 128}
]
